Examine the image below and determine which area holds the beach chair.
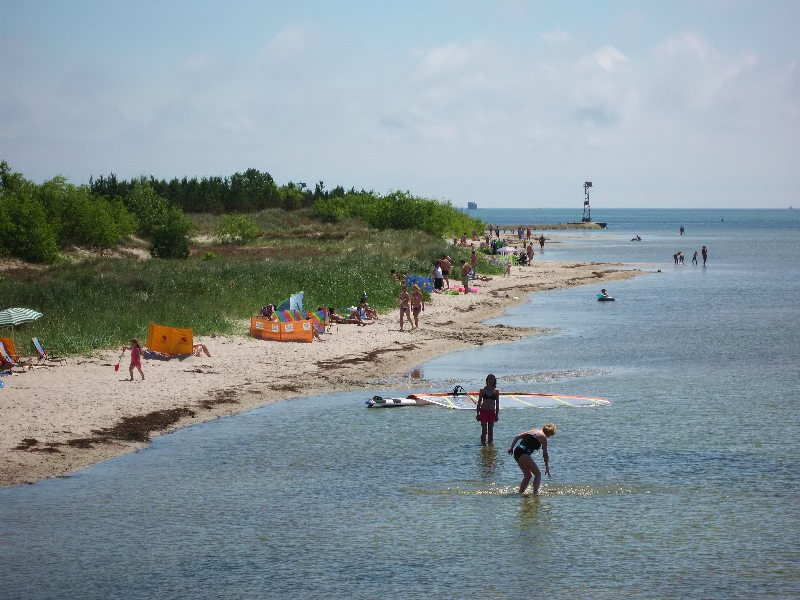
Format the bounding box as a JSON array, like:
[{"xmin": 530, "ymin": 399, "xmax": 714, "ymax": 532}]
[
  {"xmin": 31, "ymin": 337, "xmax": 66, "ymax": 365},
  {"xmin": 0, "ymin": 339, "xmax": 31, "ymax": 371},
  {"xmin": 0, "ymin": 338, "xmax": 20, "ymax": 364},
  {"xmin": 0, "ymin": 340, "xmax": 13, "ymax": 369}
]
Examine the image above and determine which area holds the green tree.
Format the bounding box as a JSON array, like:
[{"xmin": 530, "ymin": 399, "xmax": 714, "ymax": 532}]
[
  {"xmin": 0, "ymin": 186, "xmax": 59, "ymax": 263},
  {"xmin": 150, "ymin": 204, "xmax": 192, "ymax": 259}
]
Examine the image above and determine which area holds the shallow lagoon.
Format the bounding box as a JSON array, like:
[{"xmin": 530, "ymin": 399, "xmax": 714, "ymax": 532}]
[{"xmin": 1, "ymin": 209, "xmax": 798, "ymax": 599}]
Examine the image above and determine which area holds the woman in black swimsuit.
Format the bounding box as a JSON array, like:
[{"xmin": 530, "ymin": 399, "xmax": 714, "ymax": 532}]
[{"xmin": 507, "ymin": 424, "xmax": 556, "ymax": 495}]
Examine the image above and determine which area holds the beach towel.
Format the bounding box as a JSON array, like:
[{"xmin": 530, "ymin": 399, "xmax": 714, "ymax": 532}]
[{"xmin": 405, "ymin": 275, "xmax": 434, "ymax": 293}]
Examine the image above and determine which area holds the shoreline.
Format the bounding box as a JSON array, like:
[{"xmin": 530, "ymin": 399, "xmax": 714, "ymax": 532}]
[{"xmin": 0, "ymin": 255, "xmax": 648, "ymax": 489}]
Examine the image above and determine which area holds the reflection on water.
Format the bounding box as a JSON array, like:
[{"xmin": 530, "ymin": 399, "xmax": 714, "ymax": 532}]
[
  {"xmin": 477, "ymin": 445, "xmax": 500, "ymax": 480},
  {"xmin": 517, "ymin": 494, "xmax": 543, "ymax": 528}
]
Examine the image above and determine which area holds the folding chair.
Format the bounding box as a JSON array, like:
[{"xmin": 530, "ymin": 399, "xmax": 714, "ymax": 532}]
[
  {"xmin": 31, "ymin": 337, "xmax": 66, "ymax": 365},
  {"xmin": 0, "ymin": 340, "xmax": 30, "ymax": 371}
]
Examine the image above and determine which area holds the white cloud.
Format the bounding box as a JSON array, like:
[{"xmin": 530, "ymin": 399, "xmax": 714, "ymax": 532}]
[
  {"xmin": 655, "ymin": 30, "xmax": 716, "ymax": 60},
  {"xmin": 591, "ymin": 45, "xmax": 629, "ymax": 73}
]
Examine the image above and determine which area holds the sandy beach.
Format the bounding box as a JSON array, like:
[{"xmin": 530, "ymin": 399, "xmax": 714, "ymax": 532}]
[{"xmin": 0, "ymin": 256, "xmax": 645, "ymax": 489}]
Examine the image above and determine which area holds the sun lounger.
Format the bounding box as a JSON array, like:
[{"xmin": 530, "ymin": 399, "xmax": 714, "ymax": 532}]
[
  {"xmin": 0, "ymin": 339, "xmax": 32, "ymax": 371},
  {"xmin": 31, "ymin": 337, "xmax": 66, "ymax": 365}
]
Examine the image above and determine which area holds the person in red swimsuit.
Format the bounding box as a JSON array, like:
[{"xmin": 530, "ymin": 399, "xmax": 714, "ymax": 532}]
[
  {"xmin": 123, "ymin": 339, "xmax": 144, "ymax": 381},
  {"xmin": 475, "ymin": 374, "xmax": 499, "ymax": 446}
]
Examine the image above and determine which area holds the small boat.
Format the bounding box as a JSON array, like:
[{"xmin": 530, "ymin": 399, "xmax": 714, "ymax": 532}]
[{"xmin": 366, "ymin": 386, "xmax": 609, "ymax": 409}]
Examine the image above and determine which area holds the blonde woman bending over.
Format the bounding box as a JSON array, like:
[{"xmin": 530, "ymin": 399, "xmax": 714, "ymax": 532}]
[{"xmin": 508, "ymin": 423, "xmax": 556, "ymax": 495}]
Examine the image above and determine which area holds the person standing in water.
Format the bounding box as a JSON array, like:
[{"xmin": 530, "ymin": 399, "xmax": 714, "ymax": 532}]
[
  {"xmin": 701, "ymin": 245, "xmax": 708, "ymax": 266},
  {"xmin": 508, "ymin": 423, "xmax": 556, "ymax": 494},
  {"xmin": 475, "ymin": 374, "xmax": 499, "ymax": 446}
]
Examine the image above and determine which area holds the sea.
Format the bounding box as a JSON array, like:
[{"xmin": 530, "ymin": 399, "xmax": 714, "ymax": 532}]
[{"xmin": 1, "ymin": 209, "xmax": 798, "ymax": 599}]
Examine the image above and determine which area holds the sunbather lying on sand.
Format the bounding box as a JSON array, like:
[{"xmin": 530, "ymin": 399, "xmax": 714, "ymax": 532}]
[
  {"xmin": 192, "ymin": 343, "xmax": 211, "ymax": 357},
  {"xmin": 329, "ymin": 307, "xmax": 374, "ymax": 326}
]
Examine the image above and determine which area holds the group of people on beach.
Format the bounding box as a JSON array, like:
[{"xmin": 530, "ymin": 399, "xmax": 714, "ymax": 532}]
[
  {"xmin": 431, "ymin": 254, "xmax": 475, "ymax": 294},
  {"xmin": 475, "ymin": 373, "xmax": 555, "ymax": 495},
  {"xmin": 674, "ymin": 245, "xmax": 708, "ymax": 266},
  {"xmin": 396, "ymin": 283, "xmax": 425, "ymax": 331}
]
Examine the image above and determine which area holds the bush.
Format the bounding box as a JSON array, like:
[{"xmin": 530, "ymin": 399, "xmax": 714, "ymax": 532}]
[
  {"xmin": 216, "ymin": 213, "xmax": 261, "ymax": 244},
  {"xmin": 149, "ymin": 205, "xmax": 192, "ymax": 259},
  {"xmin": 0, "ymin": 188, "xmax": 59, "ymax": 263}
]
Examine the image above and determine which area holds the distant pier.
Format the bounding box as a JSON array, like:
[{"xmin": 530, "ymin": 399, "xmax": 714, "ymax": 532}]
[{"xmin": 493, "ymin": 222, "xmax": 607, "ymax": 231}]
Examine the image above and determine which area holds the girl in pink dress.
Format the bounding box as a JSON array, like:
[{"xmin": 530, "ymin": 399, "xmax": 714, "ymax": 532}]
[{"xmin": 124, "ymin": 339, "xmax": 144, "ymax": 381}]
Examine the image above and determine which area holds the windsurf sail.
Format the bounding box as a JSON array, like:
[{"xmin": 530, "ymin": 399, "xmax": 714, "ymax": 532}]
[{"xmin": 407, "ymin": 390, "xmax": 609, "ymax": 410}]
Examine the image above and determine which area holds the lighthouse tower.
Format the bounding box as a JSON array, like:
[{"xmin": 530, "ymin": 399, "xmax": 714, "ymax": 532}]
[{"xmin": 582, "ymin": 181, "xmax": 592, "ymax": 223}]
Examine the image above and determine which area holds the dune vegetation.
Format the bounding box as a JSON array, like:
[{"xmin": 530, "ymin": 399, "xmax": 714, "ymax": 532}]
[{"xmin": 0, "ymin": 163, "xmax": 496, "ymax": 354}]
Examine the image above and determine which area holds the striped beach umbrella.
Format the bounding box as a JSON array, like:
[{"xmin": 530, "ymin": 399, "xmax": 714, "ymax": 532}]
[{"xmin": 0, "ymin": 307, "xmax": 43, "ymax": 343}]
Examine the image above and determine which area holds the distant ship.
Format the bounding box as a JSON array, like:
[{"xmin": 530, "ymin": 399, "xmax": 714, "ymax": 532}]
[{"xmin": 467, "ymin": 202, "xmax": 478, "ymax": 210}]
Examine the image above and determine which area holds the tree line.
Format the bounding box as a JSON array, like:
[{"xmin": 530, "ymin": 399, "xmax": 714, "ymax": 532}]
[{"xmin": 0, "ymin": 162, "xmax": 484, "ymax": 264}]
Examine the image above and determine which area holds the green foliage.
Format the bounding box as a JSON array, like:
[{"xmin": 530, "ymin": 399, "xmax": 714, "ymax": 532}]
[
  {"xmin": 91, "ymin": 168, "xmax": 282, "ymax": 213},
  {"xmin": 0, "ymin": 226, "xmax": 451, "ymax": 354},
  {"xmin": 149, "ymin": 204, "xmax": 192, "ymax": 259},
  {"xmin": 0, "ymin": 163, "xmax": 138, "ymax": 262},
  {"xmin": 216, "ymin": 213, "xmax": 261, "ymax": 244},
  {"xmin": 279, "ymin": 184, "xmax": 305, "ymax": 210},
  {"xmin": 311, "ymin": 189, "xmax": 485, "ymax": 237},
  {"xmin": 0, "ymin": 185, "xmax": 59, "ymax": 263},
  {"xmin": 122, "ymin": 179, "xmax": 192, "ymax": 259},
  {"xmin": 123, "ymin": 179, "xmax": 170, "ymax": 236},
  {"xmin": 311, "ymin": 197, "xmax": 348, "ymax": 223},
  {"xmin": 38, "ymin": 177, "xmax": 137, "ymax": 248}
]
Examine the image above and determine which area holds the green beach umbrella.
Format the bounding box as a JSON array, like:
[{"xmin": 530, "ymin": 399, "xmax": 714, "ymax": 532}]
[{"xmin": 0, "ymin": 307, "xmax": 43, "ymax": 344}]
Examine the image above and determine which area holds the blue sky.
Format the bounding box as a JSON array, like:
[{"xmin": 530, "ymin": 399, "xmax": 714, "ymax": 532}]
[{"xmin": 1, "ymin": 0, "xmax": 797, "ymax": 208}]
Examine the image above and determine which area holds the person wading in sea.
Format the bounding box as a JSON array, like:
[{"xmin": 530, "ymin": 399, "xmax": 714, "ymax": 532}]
[{"xmin": 508, "ymin": 423, "xmax": 555, "ymax": 494}]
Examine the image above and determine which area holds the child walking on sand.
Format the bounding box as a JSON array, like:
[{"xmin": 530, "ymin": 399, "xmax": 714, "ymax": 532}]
[{"xmin": 123, "ymin": 339, "xmax": 144, "ymax": 381}]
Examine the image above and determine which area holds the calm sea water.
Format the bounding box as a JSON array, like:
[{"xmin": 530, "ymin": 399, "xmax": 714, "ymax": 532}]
[{"xmin": 1, "ymin": 209, "xmax": 798, "ymax": 599}]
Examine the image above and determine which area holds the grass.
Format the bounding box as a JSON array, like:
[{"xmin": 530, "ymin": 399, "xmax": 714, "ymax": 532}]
[{"xmin": 1, "ymin": 211, "xmax": 503, "ymax": 355}]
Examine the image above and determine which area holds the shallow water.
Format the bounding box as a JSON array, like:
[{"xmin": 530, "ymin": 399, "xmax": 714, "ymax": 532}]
[{"xmin": 1, "ymin": 209, "xmax": 798, "ymax": 599}]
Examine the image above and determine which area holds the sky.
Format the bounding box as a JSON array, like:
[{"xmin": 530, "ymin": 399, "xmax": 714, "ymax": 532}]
[{"xmin": 1, "ymin": 1, "xmax": 798, "ymax": 209}]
